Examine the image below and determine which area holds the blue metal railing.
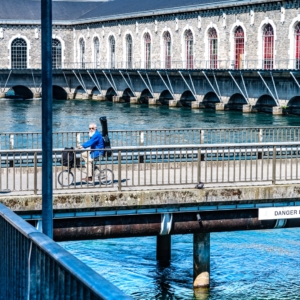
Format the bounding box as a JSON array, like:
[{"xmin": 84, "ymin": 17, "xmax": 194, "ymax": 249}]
[{"xmin": 0, "ymin": 203, "xmax": 131, "ymax": 300}]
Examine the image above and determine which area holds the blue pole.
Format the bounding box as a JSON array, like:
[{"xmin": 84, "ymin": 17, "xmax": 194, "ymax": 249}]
[{"xmin": 41, "ymin": 0, "xmax": 53, "ymax": 238}]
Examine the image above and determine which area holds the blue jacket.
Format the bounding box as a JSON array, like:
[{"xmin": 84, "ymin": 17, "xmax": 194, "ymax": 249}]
[{"xmin": 82, "ymin": 130, "xmax": 104, "ymax": 159}]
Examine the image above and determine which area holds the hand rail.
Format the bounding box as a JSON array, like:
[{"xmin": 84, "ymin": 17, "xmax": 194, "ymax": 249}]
[
  {"xmin": 0, "ymin": 203, "xmax": 131, "ymax": 299},
  {"xmin": 1, "ymin": 126, "xmax": 300, "ymax": 150},
  {"xmin": 1, "ymin": 141, "xmax": 300, "ymax": 193}
]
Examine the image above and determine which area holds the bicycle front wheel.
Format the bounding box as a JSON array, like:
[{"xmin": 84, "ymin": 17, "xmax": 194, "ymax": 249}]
[
  {"xmin": 58, "ymin": 170, "xmax": 74, "ymax": 187},
  {"xmin": 99, "ymin": 169, "xmax": 114, "ymax": 185}
]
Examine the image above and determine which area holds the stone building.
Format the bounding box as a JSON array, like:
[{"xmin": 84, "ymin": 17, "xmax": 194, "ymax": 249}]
[{"xmin": 1, "ymin": 0, "xmax": 300, "ymax": 70}]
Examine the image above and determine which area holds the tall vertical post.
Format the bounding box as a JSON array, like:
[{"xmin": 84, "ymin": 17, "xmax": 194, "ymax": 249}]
[
  {"xmin": 156, "ymin": 235, "xmax": 171, "ymax": 261},
  {"xmin": 193, "ymin": 233, "xmax": 210, "ymax": 289},
  {"xmin": 41, "ymin": 0, "xmax": 53, "ymax": 238}
]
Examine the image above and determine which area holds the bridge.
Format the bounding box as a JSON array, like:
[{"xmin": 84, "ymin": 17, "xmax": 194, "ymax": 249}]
[
  {"xmin": 1, "ymin": 68, "xmax": 300, "ymax": 114},
  {"xmin": 2, "ymin": 126, "xmax": 300, "ymax": 289}
]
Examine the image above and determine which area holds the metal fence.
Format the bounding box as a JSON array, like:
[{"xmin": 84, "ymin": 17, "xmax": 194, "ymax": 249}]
[
  {"xmin": 2, "ymin": 126, "xmax": 300, "ymax": 150},
  {"xmin": 1, "ymin": 142, "xmax": 300, "ymax": 193},
  {"xmin": 0, "ymin": 203, "xmax": 131, "ymax": 300}
]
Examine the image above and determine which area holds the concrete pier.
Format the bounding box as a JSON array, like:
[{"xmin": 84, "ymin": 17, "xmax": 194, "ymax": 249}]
[
  {"xmin": 243, "ymin": 104, "xmax": 252, "ymax": 113},
  {"xmin": 33, "ymin": 92, "xmax": 41, "ymax": 99},
  {"xmin": 67, "ymin": 93, "xmax": 75, "ymax": 99},
  {"xmin": 148, "ymin": 98, "xmax": 159, "ymax": 105},
  {"xmin": 169, "ymin": 100, "xmax": 178, "ymax": 107},
  {"xmin": 81, "ymin": 93, "xmax": 92, "ymax": 100},
  {"xmin": 193, "ymin": 233, "xmax": 210, "ymax": 289},
  {"xmin": 215, "ymin": 103, "xmax": 225, "ymax": 111},
  {"xmin": 0, "ymin": 92, "xmax": 6, "ymax": 98},
  {"xmin": 272, "ymin": 106, "xmax": 283, "ymax": 115},
  {"xmin": 191, "ymin": 101, "xmax": 200, "ymax": 109},
  {"xmin": 156, "ymin": 235, "xmax": 171, "ymax": 261},
  {"xmin": 113, "ymin": 96, "xmax": 121, "ymax": 102},
  {"xmin": 130, "ymin": 97, "xmax": 139, "ymax": 104}
]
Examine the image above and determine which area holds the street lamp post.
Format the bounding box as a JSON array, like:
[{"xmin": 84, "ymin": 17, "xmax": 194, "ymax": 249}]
[{"xmin": 41, "ymin": 0, "xmax": 53, "ymax": 238}]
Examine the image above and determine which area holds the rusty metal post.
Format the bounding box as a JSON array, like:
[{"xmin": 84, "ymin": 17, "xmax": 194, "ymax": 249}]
[
  {"xmin": 193, "ymin": 232, "xmax": 210, "ymax": 289},
  {"xmin": 156, "ymin": 235, "xmax": 171, "ymax": 261}
]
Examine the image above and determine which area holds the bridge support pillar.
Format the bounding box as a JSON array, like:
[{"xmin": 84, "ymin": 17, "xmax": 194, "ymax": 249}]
[
  {"xmin": 130, "ymin": 97, "xmax": 139, "ymax": 104},
  {"xmin": 82, "ymin": 93, "xmax": 92, "ymax": 100},
  {"xmin": 96, "ymin": 95, "xmax": 106, "ymax": 101},
  {"xmin": 169, "ymin": 100, "xmax": 179, "ymax": 107},
  {"xmin": 148, "ymin": 98, "xmax": 159, "ymax": 105},
  {"xmin": 67, "ymin": 93, "xmax": 75, "ymax": 100},
  {"xmin": 272, "ymin": 106, "xmax": 283, "ymax": 115},
  {"xmin": 193, "ymin": 232, "xmax": 210, "ymax": 289},
  {"xmin": 243, "ymin": 104, "xmax": 252, "ymax": 113},
  {"xmin": 215, "ymin": 103, "xmax": 225, "ymax": 111},
  {"xmin": 156, "ymin": 235, "xmax": 171, "ymax": 261},
  {"xmin": 191, "ymin": 101, "xmax": 200, "ymax": 109},
  {"xmin": 113, "ymin": 96, "xmax": 121, "ymax": 102},
  {"xmin": 0, "ymin": 92, "xmax": 6, "ymax": 98},
  {"xmin": 33, "ymin": 92, "xmax": 41, "ymax": 99}
]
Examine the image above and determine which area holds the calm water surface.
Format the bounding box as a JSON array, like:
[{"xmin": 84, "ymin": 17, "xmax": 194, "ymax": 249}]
[
  {"xmin": 2, "ymin": 99, "xmax": 300, "ymax": 299},
  {"xmin": 1, "ymin": 99, "xmax": 300, "ymax": 132}
]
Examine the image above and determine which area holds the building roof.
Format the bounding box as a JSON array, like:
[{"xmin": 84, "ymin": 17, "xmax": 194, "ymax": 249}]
[{"xmin": 0, "ymin": 0, "xmax": 272, "ymax": 24}]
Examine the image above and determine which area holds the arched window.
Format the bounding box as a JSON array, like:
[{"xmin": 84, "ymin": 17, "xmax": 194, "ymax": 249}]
[
  {"xmin": 79, "ymin": 38, "xmax": 85, "ymax": 68},
  {"xmin": 109, "ymin": 36, "xmax": 115, "ymax": 68},
  {"xmin": 234, "ymin": 27, "xmax": 244, "ymax": 69},
  {"xmin": 263, "ymin": 24, "xmax": 274, "ymax": 70},
  {"xmin": 163, "ymin": 31, "xmax": 171, "ymax": 69},
  {"xmin": 93, "ymin": 37, "xmax": 100, "ymax": 68},
  {"xmin": 126, "ymin": 34, "xmax": 133, "ymax": 68},
  {"xmin": 208, "ymin": 28, "xmax": 218, "ymax": 69},
  {"xmin": 11, "ymin": 38, "xmax": 27, "ymax": 69},
  {"xmin": 144, "ymin": 33, "xmax": 151, "ymax": 69},
  {"xmin": 295, "ymin": 23, "xmax": 300, "ymax": 69},
  {"xmin": 185, "ymin": 30, "xmax": 193, "ymax": 69},
  {"xmin": 52, "ymin": 39, "xmax": 62, "ymax": 69}
]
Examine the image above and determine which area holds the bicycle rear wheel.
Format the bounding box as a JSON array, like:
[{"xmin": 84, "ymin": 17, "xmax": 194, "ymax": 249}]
[
  {"xmin": 98, "ymin": 168, "xmax": 114, "ymax": 185},
  {"xmin": 58, "ymin": 170, "xmax": 74, "ymax": 187}
]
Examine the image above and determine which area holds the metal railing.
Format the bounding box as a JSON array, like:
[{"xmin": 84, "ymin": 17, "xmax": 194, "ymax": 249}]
[
  {"xmin": 5, "ymin": 59, "xmax": 300, "ymax": 70},
  {"xmin": 1, "ymin": 142, "xmax": 300, "ymax": 193},
  {"xmin": 2, "ymin": 126, "xmax": 300, "ymax": 150},
  {"xmin": 0, "ymin": 203, "xmax": 131, "ymax": 300}
]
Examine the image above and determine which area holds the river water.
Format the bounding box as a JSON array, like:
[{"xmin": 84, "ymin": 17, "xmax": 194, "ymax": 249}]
[{"xmin": 1, "ymin": 99, "xmax": 300, "ymax": 299}]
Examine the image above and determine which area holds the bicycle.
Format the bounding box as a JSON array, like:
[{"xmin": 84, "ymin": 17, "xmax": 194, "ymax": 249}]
[{"xmin": 58, "ymin": 157, "xmax": 114, "ymax": 187}]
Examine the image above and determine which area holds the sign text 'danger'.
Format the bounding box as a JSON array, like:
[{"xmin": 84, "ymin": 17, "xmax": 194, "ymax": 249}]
[{"xmin": 258, "ymin": 206, "xmax": 300, "ymax": 220}]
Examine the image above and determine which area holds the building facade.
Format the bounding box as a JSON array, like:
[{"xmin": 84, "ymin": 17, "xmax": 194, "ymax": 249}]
[{"xmin": 1, "ymin": 0, "xmax": 300, "ymax": 70}]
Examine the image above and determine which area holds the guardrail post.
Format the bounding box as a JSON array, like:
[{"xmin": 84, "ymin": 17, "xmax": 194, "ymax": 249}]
[
  {"xmin": 259, "ymin": 129, "xmax": 263, "ymax": 142},
  {"xmin": 197, "ymin": 149, "xmax": 201, "ymax": 182},
  {"xmin": 76, "ymin": 133, "xmax": 81, "ymax": 147},
  {"xmin": 139, "ymin": 131, "xmax": 144, "ymax": 163},
  {"xmin": 200, "ymin": 130, "xmax": 204, "ymax": 144},
  {"xmin": 9, "ymin": 134, "xmax": 14, "ymax": 150},
  {"xmin": 139, "ymin": 131, "xmax": 144, "ymax": 146},
  {"xmin": 34, "ymin": 152, "xmax": 37, "ymax": 195},
  {"xmin": 272, "ymin": 146, "xmax": 276, "ymax": 184},
  {"xmin": 118, "ymin": 150, "xmax": 122, "ymax": 191},
  {"xmin": 272, "ymin": 145, "xmax": 276, "ymax": 185}
]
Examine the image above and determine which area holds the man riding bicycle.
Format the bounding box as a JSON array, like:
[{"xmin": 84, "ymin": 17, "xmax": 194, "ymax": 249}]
[{"xmin": 77, "ymin": 122, "xmax": 104, "ymax": 182}]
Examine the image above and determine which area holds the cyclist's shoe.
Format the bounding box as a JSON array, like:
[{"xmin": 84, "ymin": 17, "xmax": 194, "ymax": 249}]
[{"xmin": 82, "ymin": 177, "xmax": 93, "ymax": 182}]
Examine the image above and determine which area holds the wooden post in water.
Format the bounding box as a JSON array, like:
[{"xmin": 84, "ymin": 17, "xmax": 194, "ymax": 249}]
[{"xmin": 193, "ymin": 232, "xmax": 210, "ymax": 289}]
